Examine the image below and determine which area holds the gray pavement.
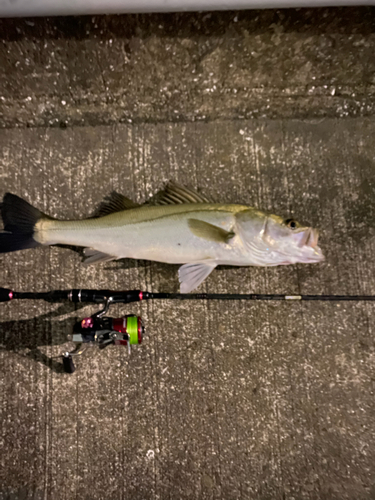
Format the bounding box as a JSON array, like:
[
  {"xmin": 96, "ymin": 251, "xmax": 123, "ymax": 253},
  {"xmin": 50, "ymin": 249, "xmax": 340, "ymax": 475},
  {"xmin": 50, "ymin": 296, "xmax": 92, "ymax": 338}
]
[{"xmin": 1, "ymin": 8, "xmax": 375, "ymax": 500}]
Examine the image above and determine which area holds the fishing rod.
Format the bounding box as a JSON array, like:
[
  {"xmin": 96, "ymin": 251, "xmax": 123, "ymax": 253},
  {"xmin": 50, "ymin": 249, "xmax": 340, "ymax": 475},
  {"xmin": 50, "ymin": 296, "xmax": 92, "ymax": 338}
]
[
  {"xmin": 2, "ymin": 287, "xmax": 375, "ymax": 304},
  {"xmin": 1, "ymin": 286, "xmax": 375, "ymax": 373}
]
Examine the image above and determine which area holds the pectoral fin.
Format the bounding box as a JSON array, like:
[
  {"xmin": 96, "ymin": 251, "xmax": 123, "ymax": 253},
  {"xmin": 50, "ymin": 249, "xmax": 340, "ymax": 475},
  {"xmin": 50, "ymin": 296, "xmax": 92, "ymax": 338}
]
[
  {"xmin": 188, "ymin": 219, "xmax": 235, "ymax": 243},
  {"xmin": 178, "ymin": 262, "xmax": 217, "ymax": 293}
]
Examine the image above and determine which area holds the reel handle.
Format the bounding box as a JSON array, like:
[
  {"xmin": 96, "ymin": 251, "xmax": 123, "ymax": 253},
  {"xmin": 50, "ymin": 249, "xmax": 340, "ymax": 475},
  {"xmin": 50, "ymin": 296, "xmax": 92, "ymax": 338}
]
[{"xmin": 62, "ymin": 354, "xmax": 76, "ymax": 374}]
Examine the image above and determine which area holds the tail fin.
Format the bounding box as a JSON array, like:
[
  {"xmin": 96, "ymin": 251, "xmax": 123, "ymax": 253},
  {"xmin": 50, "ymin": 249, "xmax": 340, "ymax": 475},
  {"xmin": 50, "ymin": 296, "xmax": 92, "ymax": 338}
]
[{"xmin": 0, "ymin": 193, "xmax": 44, "ymax": 254}]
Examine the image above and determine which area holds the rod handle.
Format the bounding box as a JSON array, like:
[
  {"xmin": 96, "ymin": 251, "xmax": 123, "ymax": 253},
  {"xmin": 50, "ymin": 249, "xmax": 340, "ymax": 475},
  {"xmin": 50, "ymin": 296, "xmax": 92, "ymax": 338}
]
[{"xmin": 70, "ymin": 289, "xmax": 145, "ymax": 304}]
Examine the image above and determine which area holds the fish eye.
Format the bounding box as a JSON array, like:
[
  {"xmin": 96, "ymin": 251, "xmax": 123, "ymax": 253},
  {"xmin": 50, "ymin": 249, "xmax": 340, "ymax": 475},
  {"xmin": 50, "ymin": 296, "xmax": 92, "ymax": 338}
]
[{"xmin": 285, "ymin": 218, "xmax": 297, "ymax": 230}]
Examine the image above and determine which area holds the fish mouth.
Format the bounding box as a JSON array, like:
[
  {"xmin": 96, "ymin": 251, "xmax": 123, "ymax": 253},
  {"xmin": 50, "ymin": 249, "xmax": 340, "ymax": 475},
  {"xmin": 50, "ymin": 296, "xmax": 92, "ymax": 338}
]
[
  {"xmin": 295, "ymin": 227, "xmax": 325, "ymax": 263},
  {"xmin": 305, "ymin": 228, "xmax": 319, "ymax": 248},
  {"xmin": 293, "ymin": 227, "xmax": 319, "ymax": 249}
]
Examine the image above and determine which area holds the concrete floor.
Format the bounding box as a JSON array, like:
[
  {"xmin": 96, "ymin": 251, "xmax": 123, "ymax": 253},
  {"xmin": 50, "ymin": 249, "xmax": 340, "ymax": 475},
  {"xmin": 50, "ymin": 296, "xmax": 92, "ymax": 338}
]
[{"xmin": 0, "ymin": 7, "xmax": 375, "ymax": 500}]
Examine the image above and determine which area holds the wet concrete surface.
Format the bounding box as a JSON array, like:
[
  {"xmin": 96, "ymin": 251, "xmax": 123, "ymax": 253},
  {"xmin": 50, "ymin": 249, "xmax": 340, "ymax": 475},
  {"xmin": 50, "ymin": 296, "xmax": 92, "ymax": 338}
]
[{"xmin": 1, "ymin": 8, "xmax": 375, "ymax": 500}]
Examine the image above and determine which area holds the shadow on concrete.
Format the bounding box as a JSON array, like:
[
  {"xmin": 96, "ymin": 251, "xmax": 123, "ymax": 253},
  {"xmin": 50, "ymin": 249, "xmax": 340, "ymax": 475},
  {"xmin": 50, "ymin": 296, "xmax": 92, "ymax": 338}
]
[{"xmin": 0, "ymin": 302, "xmax": 86, "ymax": 373}]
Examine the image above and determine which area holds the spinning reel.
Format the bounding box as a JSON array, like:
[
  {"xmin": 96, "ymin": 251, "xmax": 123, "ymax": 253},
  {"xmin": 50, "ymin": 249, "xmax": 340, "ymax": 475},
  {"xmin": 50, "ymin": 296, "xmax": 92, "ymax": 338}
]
[{"xmin": 63, "ymin": 297, "xmax": 144, "ymax": 373}]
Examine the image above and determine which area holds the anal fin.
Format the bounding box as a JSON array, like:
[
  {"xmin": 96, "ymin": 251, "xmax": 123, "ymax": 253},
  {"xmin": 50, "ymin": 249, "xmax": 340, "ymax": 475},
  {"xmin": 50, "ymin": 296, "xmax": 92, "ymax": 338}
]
[
  {"xmin": 83, "ymin": 248, "xmax": 116, "ymax": 265},
  {"xmin": 178, "ymin": 262, "xmax": 216, "ymax": 293}
]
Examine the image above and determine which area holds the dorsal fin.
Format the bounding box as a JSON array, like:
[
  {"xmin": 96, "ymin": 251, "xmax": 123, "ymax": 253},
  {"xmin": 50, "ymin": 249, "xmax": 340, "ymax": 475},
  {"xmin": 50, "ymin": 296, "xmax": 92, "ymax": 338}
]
[
  {"xmin": 93, "ymin": 192, "xmax": 140, "ymax": 217},
  {"xmin": 147, "ymin": 181, "xmax": 211, "ymax": 206}
]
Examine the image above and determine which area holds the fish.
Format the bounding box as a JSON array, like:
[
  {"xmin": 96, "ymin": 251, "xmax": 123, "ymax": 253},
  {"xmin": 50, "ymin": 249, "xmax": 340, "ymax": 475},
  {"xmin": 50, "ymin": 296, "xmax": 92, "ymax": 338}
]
[{"xmin": 0, "ymin": 181, "xmax": 324, "ymax": 292}]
